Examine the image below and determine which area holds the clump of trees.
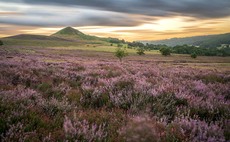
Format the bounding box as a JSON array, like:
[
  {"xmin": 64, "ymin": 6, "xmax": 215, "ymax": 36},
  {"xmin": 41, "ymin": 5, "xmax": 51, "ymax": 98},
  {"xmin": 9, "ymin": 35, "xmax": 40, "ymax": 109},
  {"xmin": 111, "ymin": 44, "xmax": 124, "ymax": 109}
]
[
  {"xmin": 115, "ymin": 47, "xmax": 128, "ymax": 62},
  {"xmin": 0, "ymin": 40, "xmax": 3, "ymax": 46},
  {"xmin": 108, "ymin": 38, "xmax": 125, "ymax": 44},
  {"xmin": 172, "ymin": 44, "xmax": 230, "ymax": 57},
  {"xmin": 127, "ymin": 41, "xmax": 145, "ymax": 48},
  {"xmin": 160, "ymin": 47, "xmax": 171, "ymax": 56}
]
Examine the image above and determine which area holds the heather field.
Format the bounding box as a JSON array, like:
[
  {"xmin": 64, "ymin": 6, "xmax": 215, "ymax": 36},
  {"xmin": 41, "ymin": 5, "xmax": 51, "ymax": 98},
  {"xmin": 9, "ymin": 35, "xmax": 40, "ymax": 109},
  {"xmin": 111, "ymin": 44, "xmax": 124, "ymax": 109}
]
[{"xmin": 0, "ymin": 45, "xmax": 230, "ymax": 142}]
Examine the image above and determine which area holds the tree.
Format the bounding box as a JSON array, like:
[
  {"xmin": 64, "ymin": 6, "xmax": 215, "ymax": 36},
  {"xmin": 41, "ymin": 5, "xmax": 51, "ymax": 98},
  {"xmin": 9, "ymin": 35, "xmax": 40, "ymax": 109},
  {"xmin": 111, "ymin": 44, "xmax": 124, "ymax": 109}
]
[
  {"xmin": 0, "ymin": 40, "xmax": 3, "ymax": 46},
  {"xmin": 115, "ymin": 47, "xmax": 128, "ymax": 62},
  {"xmin": 136, "ymin": 47, "xmax": 145, "ymax": 55},
  {"xmin": 191, "ymin": 52, "xmax": 197, "ymax": 58},
  {"xmin": 160, "ymin": 47, "xmax": 171, "ymax": 56}
]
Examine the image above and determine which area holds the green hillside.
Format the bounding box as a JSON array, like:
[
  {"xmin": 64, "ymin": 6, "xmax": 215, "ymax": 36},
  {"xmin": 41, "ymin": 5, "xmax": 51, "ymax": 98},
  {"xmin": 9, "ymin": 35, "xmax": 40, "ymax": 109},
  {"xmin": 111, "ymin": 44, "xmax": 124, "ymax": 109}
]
[
  {"xmin": 51, "ymin": 26, "xmax": 101, "ymax": 41},
  {"xmin": 142, "ymin": 33, "xmax": 230, "ymax": 48},
  {"xmin": 1, "ymin": 27, "xmax": 110, "ymax": 47},
  {"xmin": 1, "ymin": 38, "xmax": 84, "ymax": 47},
  {"xmin": 1, "ymin": 27, "xmax": 126, "ymax": 47}
]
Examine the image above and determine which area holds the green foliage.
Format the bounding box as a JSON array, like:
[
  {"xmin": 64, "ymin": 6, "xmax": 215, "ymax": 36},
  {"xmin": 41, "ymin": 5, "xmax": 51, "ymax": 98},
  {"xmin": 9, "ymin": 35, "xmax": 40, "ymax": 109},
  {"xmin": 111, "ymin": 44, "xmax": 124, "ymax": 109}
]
[
  {"xmin": 136, "ymin": 48, "xmax": 145, "ymax": 55},
  {"xmin": 160, "ymin": 47, "xmax": 171, "ymax": 56},
  {"xmin": 115, "ymin": 47, "xmax": 128, "ymax": 62},
  {"xmin": 191, "ymin": 52, "xmax": 197, "ymax": 58},
  {"xmin": 0, "ymin": 40, "xmax": 3, "ymax": 46}
]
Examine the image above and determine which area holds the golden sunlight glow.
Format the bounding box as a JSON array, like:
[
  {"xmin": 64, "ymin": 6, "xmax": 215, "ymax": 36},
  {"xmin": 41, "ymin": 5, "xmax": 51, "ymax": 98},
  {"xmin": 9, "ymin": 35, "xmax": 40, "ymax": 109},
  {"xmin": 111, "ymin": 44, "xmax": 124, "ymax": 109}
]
[
  {"xmin": 75, "ymin": 16, "xmax": 230, "ymax": 41},
  {"xmin": 1, "ymin": 16, "xmax": 230, "ymax": 41}
]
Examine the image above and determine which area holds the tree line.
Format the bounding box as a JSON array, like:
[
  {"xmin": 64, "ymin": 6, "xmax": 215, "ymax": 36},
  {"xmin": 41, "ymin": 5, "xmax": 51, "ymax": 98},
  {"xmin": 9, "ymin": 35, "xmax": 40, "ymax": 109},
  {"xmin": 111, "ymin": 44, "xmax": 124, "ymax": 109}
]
[{"xmin": 126, "ymin": 41, "xmax": 230, "ymax": 57}]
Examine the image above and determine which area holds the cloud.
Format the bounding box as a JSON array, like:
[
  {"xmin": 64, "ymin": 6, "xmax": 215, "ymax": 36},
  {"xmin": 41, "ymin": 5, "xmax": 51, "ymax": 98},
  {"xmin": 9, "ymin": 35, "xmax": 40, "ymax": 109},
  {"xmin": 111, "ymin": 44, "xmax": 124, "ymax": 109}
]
[
  {"xmin": 1, "ymin": 0, "xmax": 230, "ymax": 28},
  {"xmin": 4, "ymin": 0, "xmax": 230, "ymax": 18},
  {"xmin": 0, "ymin": 3, "xmax": 148, "ymax": 27}
]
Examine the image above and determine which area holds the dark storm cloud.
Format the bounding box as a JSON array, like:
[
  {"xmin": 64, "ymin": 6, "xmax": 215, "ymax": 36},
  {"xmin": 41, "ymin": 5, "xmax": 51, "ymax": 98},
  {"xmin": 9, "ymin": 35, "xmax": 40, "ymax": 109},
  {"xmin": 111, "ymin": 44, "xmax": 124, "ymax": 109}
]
[
  {"xmin": 0, "ymin": 0, "xmax": 230, "ymax": 28},
  {"xmin": 0, "ymin": 5, "xmax": 146, "ymax": 27},
  {"xmin": 6, "ymin": 0, "xmax": 230, "ymax": 18}
]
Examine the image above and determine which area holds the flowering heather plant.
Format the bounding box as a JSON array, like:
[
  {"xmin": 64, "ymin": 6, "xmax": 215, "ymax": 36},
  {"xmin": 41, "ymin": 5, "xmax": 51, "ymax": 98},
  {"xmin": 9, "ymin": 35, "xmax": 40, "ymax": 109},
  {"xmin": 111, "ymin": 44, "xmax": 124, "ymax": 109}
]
[
  {"xmin": 172, "ymin": 117, "xmax": 226, "ymax": 142},
  {"xmin": 38, "ymin": 97, "xmax": 72, "ymax": 117},
  {"xmin": 1, "ymin": 122, "xmax": 27, "ymax": 142},
  {"xmin": 0, "ymin": 46, "xmax": 229, "ymax": 141},
  {"xmin": 63, "ymin": 116, "xmax": 108, "ymax": 141}
]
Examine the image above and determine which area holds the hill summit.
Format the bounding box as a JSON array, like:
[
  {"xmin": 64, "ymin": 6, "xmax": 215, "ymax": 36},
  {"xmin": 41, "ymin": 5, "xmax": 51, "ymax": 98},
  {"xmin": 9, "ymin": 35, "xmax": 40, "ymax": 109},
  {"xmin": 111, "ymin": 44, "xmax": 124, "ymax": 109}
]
[
  {"xmin": 51, "ymin": 26, "xmax": 99, "ymax": 41},
  {"xmin": 52, "ymin": 27, "xmax": 84, "ymax": 36}
]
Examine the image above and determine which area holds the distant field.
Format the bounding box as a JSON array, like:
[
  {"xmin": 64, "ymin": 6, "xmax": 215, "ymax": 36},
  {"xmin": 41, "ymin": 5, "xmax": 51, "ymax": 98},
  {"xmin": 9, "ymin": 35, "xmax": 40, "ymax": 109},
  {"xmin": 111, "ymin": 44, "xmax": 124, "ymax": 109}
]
[{"xmin": 2, "ymin": 45, "xmax": 230, "ymax": 71}]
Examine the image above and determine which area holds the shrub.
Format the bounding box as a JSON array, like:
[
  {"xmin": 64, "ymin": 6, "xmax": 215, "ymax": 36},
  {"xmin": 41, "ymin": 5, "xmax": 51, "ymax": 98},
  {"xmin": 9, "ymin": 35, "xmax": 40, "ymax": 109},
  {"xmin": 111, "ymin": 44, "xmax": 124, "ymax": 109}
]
[
  {"xmin": 136, "ymin": 48, "xmax": 145, "ymax": 55},
  {"xmin": 115, "ymin": 47, "xmax": 128, "ymax": 62},
  {"xmin": 191, "ymin": 52, "xmax": 197, "ymax": 58},
  {"xmin": 160, "ymin": 47, "xmax": 171, "ymax": 56},
  {"xmin": 0, "ymin": 40, "xmax": 3, "ymax": 46},
  {"xmin": 63, "ymin": 116, "xmax": 108, "ymax": 141}
]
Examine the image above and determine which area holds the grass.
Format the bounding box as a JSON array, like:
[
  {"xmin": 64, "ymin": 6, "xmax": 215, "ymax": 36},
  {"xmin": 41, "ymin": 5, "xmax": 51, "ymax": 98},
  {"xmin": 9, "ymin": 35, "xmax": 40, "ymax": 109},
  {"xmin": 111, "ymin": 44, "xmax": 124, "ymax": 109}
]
[{"xmin": 48, "ymin": 45, "xmax": 158, "ymax": 54}]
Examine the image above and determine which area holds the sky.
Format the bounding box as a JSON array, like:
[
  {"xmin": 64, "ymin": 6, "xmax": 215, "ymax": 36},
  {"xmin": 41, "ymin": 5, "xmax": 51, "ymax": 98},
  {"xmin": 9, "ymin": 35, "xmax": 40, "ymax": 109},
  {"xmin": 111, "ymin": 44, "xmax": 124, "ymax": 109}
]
[{"xmin": 0, "ymin": 0, "xmax": 230, "ymax": 41}]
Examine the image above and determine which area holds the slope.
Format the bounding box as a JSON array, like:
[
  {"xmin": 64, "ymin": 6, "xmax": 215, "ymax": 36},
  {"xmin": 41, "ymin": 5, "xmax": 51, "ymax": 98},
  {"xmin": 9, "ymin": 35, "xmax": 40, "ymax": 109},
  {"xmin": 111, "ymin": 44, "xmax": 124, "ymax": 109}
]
[{"xmin": 142, "ymin": 33, "xmax": 230, "ymax": 48}]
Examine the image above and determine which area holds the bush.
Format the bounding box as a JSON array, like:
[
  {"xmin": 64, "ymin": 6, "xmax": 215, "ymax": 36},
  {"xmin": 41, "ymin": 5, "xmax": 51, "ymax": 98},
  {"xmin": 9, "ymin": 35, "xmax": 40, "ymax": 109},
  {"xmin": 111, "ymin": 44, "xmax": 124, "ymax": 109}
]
[
  {"xmin": 160, "ymin": 47, "xmax": 171, "ymax": 56},
  {"xmin": 191, "ymin": 52, "xmax": 197, "ymax": 58},
  {"xmin": 136, "ymin": 48, "xmax": 145, "ymax": 55},
  {"xmin": 115, "ymin": 47, "xmax": 128, "ymax": 62},
  {"xmin": 0, "ymin": 40, "xmax": 3, "ymax": 46}
]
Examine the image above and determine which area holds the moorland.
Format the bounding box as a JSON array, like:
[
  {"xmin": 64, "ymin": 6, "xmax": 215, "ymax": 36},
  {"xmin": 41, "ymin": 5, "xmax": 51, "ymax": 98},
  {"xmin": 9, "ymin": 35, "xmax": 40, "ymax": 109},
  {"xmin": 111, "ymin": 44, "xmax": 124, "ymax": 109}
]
[{"xmin": 0, "ymin": 27, "xmax": 230, "ymax": 141}]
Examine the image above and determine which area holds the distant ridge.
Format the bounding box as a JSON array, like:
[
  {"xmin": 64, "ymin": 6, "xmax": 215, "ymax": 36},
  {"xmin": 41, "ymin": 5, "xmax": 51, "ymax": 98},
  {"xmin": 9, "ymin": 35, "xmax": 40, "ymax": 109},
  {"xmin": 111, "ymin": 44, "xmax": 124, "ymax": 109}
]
[
  {"xmin": 141, "ymin": 33, "xmax": 230, "ymax": 48},
  {"xmin": 0, "ymin": 27, "xmax": 110, "ymax": 46},
  {"xmin": 51, "ymin": 26, "xmax": 100, "ymax": 41}
]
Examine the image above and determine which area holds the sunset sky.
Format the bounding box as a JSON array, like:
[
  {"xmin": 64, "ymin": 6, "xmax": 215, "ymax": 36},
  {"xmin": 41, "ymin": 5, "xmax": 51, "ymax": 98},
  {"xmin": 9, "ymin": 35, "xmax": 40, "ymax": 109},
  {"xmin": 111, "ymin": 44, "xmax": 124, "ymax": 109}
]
[{"xmin": 1, "ymin": 0, "xmax": 230, "ymax": 41}]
